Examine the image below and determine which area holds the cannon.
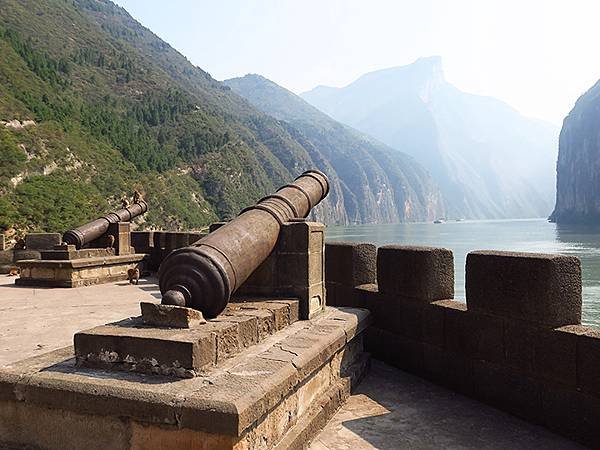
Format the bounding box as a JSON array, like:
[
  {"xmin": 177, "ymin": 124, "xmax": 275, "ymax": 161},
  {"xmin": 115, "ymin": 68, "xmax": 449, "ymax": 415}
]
[
  {"xmin": 159, "ymin": 170, "xmax": 329, "ymax": 318},
  {"xmin": 62, "ymin": 200, "xmax": 148, "ymax": 249}
]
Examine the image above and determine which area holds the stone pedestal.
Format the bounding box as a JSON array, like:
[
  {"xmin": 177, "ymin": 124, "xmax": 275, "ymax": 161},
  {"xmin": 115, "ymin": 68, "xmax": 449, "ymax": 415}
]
[
  {"xmin": 108, "ymin": 222, "xmax": 132, "ymax": 255},
  {"xmin": 75, "ymin": 299, "xmax": 300, "ymax": 378},
  {"xmin": 16, "ymin": 252, "xmax": 146, "ymax": 287},
  {"xmin": 0, "ymin": 306, "xmax": 371, "ymax": 450},
  {"xmin": 238, "ymin": 220, "xmax": 326, "ymax": 319}
]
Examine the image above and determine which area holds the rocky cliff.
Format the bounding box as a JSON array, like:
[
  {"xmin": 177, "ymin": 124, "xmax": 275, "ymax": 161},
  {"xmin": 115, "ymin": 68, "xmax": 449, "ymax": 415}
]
[{"xmin": 551, "ymin": 80, "xmax": 600, "ymax": 223}]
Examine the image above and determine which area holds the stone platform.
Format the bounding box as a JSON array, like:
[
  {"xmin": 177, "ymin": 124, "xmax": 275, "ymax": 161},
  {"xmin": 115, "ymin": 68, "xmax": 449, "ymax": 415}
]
[
  {"xmin": 16, "ymin": 252, "xmax": 146, "ymax": 287},
  {"xmin": 0, "ymin": 306, "xmax": 371, "ymax": 450}
]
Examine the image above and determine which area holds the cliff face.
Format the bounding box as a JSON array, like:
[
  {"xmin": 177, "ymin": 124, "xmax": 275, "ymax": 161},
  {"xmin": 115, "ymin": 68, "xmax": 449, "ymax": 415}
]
[
  {"xmin": 224, "ymin": 74, "xmax": 445, "ymax": 223},
  {"xmin": 551, "ymin": 80, "xmax": 600, "ymax": 223},
  {"xmin": 302, "ymin": 57, "xmax": 559, "ymax": 220}
]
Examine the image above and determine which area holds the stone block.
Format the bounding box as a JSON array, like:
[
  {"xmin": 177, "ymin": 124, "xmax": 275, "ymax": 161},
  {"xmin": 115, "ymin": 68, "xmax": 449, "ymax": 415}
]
[
  {"xmin": 13, "ymin": 249, "xmax": 41, "ymax": 261},
  {"xmin": 131, "ymin": 231, "xmax": 154, "ymax": 251},
  {"xmin": 279, "ymin": 283, "xmax": 324, "ymax": 320},
  {"xmin": 203, "ymin": 321, "xmax": 240, "ymax": 363},
  {"xmin": 541, "ymin": 382, "xmax": 582, "ymax": 440},
  {"xmin": 164, "ymin": 232, "xmax": 191, "ymax": 251},
  {"xmin": 0, "ymin": 249, "xmax": 13, "ymax": 265},
  {"xmin": 279, "ymin": 220, "xmax": 324, "ymax": 254},
  {"xmin": 504, "ymin": 319, "xmax": 537, "ymax": 373},
  {"xmin": 367, "ymin": 296, "xmax": 401, "ymax": 333},
  {"xmin": 355, "ymin": 283, "xmax": 379, "ymax": 308},
  {"xmin": 327, "ymin": 284, "xmax": 363, "ymax": 308},
  {"xmin": 422, "ymin": 302, "xmax": 446, "ymax": 347},
  {"xmin": 535, "ymin": 325, "xmax": 581, "ymax": 386},
  {"xmin": 437, "ymin": 300, "xmax": 468, "ymax": 353},
  {"xmin": 238, "ymin": 308, "xmax": 276, "ymax": 340},
  {"xmin": 325, "ymin": 241, "xmax": 376, "ymax": 287},
  {"xmin": 377, "ymin": 245, "xmax": 454, "ymax": 301},
  {"xmin": 140, "ymin": 302, "xmax": 206, "ymax": 328},
  {"xmin": 213, "ymin": 314, "xmax": 259, "ymax": 348},
  {"xmin": 108, "ymin": 221, "xmax": 131, "ymax": 255},
  {"xmin": 365, "ymin": 326, "xmax": 423, "ymax": 373},
  {"xmin": 423, "ymin": 345, "xmax": 474, "ymax": 395},
  {"xmin": 576, "ymin": 327, "xmax": 600, "ymax": 396},
  {"xmin": 25, "ymin": 232, "xmax": 61, "ymax": 250},
  {"xmin": 466, "ymin": 251, "xmax": 582, "ymax": 327},
  {"xmin": 473, "ymin": 361, "xmax": 542, "ymax": 421},
  {"xmin": 74, "ymin": 318, "xmax": 217, "ymax": 377}
]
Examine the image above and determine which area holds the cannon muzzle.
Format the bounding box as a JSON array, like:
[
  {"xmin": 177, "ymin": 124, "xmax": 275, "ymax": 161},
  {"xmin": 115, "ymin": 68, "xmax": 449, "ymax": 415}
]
[
  {"xmin": 63, "ymin": 201, "xmax": 148, "ymax": 249},
  {"xmin": 158, "ymin": 170, "xmax": 329, "ymax": 318}
]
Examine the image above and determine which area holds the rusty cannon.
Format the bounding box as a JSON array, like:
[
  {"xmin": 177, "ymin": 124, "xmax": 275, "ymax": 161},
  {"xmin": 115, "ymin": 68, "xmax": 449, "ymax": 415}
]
[
  {"xmin": 62, "ymin": 200, "xmax": 148, "ymax": 249},
  {"xmin": 159, "ymin": 170, "xmax": 329, "ymax": 318}
]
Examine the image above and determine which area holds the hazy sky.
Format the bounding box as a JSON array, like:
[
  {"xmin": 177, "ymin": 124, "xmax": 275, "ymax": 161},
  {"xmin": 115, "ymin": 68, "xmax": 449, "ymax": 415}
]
[{"xmin": 114, "ymin": 0, "xmax": 600, "ymax": 125}]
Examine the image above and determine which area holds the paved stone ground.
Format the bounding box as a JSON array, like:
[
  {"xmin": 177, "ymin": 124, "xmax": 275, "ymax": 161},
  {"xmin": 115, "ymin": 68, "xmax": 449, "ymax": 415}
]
[
  {"xmin": 0, "ymin": 276, "xmax": 159, "ymax": 366},
  {"xmin": 310, "ymin": 360, "xmax": 584, "ymax": 450}
]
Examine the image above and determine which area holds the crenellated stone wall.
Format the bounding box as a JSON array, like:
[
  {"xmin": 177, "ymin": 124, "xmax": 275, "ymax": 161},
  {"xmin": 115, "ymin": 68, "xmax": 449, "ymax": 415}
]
[
  {"xmin": 325, "ymin": 241, "xmax": 600, "ymax": 447},
  {"xmin": 130, "ymin": 231, "xmax": 205, "ymax": 271}
]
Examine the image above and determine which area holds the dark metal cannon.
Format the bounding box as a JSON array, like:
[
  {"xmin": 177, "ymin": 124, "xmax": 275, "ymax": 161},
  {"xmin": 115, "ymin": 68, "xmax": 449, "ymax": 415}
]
[
  {"xmin": 159, "ymin": 170, "xmax": 329, "ymax": 318},
  {"xmin": 62, "ymin": 200, "xmax": 148, "ymax": 249}
]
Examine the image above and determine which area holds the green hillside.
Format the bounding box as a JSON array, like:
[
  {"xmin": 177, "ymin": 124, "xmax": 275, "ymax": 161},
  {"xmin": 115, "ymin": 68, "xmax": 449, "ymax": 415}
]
[
  {"xmin": 0, "ymin": 0, "xmax": 444, "ymax": 236},
  {"xmin": 0, "ymin": 0, "xmax": 318, "ymax": 233}
]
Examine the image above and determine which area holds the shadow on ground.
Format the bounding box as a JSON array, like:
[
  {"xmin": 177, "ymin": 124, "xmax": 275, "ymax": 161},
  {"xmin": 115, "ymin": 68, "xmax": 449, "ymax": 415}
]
[{"xmin": 310, "ymin": 361, "xmax": 583, "ymax": 450}]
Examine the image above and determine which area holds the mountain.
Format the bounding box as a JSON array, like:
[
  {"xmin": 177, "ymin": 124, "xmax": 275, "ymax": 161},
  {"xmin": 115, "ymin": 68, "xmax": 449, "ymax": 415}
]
[
  {"xmin": 0, "ymin": 1, "xmax": 445, "ymax": 235},
  {"xmin": 224, "ymin": 74, "xmax": 444, "ymax": 223},
  {"xmin": 550, "ymin": 80, "xmax": 600, "ymax": 223},
  {"xmin": 302, "ymin": 57, "xmax": 559, "ymax": 219}
]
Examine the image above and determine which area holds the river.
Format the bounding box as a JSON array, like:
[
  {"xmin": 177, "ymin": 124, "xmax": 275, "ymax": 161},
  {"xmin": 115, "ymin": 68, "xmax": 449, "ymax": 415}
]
[{"xmin": 326, "ymin": 218, "xmax": 600, "ymax": 327}]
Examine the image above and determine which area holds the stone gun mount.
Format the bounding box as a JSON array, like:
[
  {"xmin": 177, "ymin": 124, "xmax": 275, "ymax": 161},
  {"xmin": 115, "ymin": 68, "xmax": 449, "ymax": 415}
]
[
  {"xmin": 62, "ymin": 200, "xmax": 148, "ymax": 250},
  {"xmin": 159, "ymin": 170, "xmax": 329, "ymax": 318}
]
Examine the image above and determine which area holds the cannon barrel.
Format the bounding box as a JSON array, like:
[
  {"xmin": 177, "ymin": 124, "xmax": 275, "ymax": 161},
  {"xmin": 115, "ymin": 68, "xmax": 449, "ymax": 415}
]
[
  {"xmin": 159, "ymin": 170, "xmax": 329, "ymax": 318},
  {"xmin": 62, "ymin": 200, "xmax": 148, "ymax": 249}
]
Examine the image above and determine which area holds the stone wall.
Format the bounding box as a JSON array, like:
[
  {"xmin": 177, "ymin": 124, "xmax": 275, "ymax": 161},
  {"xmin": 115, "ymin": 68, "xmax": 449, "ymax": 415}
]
[
  {"xmin": 0, "ymin": 233, "xmax": 61, "ymax": 273},
  {"xmin": 131, "ymin": 231, "xmax": 205, "ymax": 271},
  {"xmin": 325, "ymin": 241, "xmax": 600, "ymax": 448}
]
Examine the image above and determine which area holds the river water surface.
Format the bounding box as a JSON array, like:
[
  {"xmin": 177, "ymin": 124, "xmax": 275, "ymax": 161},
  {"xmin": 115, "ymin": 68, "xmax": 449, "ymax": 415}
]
[{"xmin": 326, "ymin": 219, "xmax": 600, "ymax": 327}]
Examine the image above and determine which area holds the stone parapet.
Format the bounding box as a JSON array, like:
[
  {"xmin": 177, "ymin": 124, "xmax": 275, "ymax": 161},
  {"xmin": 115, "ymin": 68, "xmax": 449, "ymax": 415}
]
[
  {"xmin": 130, "ymin": 230, "xmax": 205, "ymax": 271},
  {"xmin": 25, "ymin": 232, "xmax": 61, "ymax": 250},
  {"xmin": 325, "ymin": 241, "xmax": 376, "ymax": 308},
  {"xmin": 325, "ymin": 241, "xmax": 597, "ymax": 448}
]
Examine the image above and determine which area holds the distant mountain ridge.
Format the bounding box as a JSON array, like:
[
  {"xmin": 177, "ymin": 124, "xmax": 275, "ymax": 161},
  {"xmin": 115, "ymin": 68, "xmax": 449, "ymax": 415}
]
[
  {"xmin": 302, "ymin": 57, "xmax": 559, "ymax": 219},
  {"xmin": 224, "ymin": 74, "xmax": 444, "ymax": 223}
]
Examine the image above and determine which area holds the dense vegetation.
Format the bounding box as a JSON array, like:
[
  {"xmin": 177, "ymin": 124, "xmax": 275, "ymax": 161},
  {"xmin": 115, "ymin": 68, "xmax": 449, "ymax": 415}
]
[{"xmin": 0, "ymin": 0, "xmax": 314, "ymax": 233}]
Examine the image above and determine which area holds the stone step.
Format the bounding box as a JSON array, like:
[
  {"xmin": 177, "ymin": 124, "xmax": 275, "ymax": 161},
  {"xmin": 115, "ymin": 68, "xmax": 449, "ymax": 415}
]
[
  {"xmin": 0, "ymin": 306, "xmax": 371, "ymax": 450},
  {"xmin": 74, "ymin": 298, "xmax": 300, "ymax": 378}
]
